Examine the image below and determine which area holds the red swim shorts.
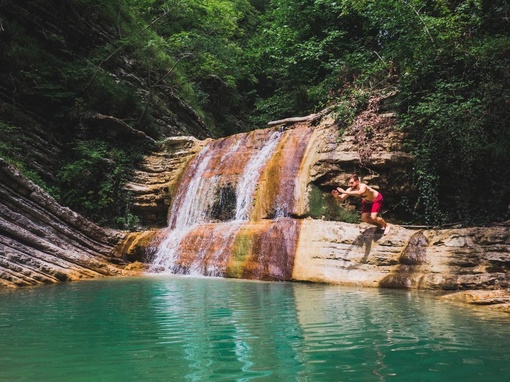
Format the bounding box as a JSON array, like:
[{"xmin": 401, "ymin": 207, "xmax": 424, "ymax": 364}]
[{"xmin": 361, "ymin": 193, "xmax": 383, "ymax": 214}]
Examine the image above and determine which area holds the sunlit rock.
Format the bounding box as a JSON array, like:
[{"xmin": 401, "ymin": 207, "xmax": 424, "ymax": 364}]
[
  {"xmin": 0, "ymin": 159, "xmax": 132, "ymax": 288},
  {"xmin": 120, "ymin": 103, "xmax": 508, "ymax": 303}
]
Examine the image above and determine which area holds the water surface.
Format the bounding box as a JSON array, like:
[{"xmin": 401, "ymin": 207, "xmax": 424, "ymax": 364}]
[{"xmin": 1, "ymin": 276, "xmax": 509, "ymax": 381}]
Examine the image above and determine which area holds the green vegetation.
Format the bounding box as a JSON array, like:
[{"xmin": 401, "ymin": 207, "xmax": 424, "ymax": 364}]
[
  {"xmin": 308, "ymin": 184, "xmax": 359, "ymax": 223},
  {"xmin": 1, "ymin": 0, "xmax": 508, "ymax": 226},
  {"xmin": 57, "ymin": 140, "xmax": 143, "ymax": 229},
  {"xmin": 247, "ymin": 0, "xmax": 510, "ymax": 225}
]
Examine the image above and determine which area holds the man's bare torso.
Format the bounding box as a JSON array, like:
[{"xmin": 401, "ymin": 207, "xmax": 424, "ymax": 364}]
[{"xmin": 351, "ymin": 183, "xmax": 379, "ymax": 203}]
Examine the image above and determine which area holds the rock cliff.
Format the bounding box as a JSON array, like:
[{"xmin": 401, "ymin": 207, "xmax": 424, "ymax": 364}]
[
  {"xmin": 0, "ymin": 159, "xmax": 131, "ymax": 288},
  {"xmin": 124, "ymin": 136, "xmax": 209, "ymax": 228},
  {"xmin": 126, "ymin": 96, "xmax": 415, "ymax": 228},
  {"xmin": 116, "ymin": 103, "xmax": 509, "ymax": 312}
]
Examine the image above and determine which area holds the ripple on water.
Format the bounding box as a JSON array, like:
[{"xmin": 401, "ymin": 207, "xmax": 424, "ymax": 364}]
[{"xmin": 1, "ymin": 277, "xmax": 510, "ymax": 381}]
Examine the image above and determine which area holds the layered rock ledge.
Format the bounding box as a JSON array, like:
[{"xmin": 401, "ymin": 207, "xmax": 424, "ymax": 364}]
[
  {"xmin": 0, "ymin": 159, "xmax": 131, "ymax": 288},
  {"xmin": 124, "ymin": 136, "xmax": 208, "ymax": 227},
  {"xmin": 294, "ymin": 220, "xmax": 510, "ymax": 290},
  {"xmin": 118, "ymin": 219, "xmax": 510, "ymax": 312}
]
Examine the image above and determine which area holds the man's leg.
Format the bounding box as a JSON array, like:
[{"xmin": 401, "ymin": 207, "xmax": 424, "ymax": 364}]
[
  {"xmin": 362, "ymin": 212, "xmax": 377, "ymax": 226},
  {"xmin": 371, "ymin": 212, "xmax": 390, "ymax": 234},
  {"xmin": 369, "ymin": 212, "xmax": 384, "ymax": 228}
]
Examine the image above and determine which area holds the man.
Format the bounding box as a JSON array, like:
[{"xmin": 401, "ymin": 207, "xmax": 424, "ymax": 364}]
[{"xmin": 332, "ymin": 174, "xmax": 390, "ymax": 235}]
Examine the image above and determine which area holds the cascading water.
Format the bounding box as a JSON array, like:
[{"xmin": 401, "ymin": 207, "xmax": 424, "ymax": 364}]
[
  {"xmin": 150, "ymin": 129, "xmax": 284, "ymax": 274},
  {"xmin": 235, "ymin": 132, "xmax": 282, "ymax": 221},
  {"xmin": 149, "ymin": 143, "xmax": 219, "ymax": 272},
  {"xmin": 150, "ymin": 123, "xmax": 315, "ymax": 279}
]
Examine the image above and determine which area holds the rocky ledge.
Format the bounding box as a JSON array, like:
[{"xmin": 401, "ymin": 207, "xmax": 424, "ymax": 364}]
[
  {"xmin": 117, "ymin": 219, "xmax": 510, "ymax": 312},
  {"xmin": 294, "ymin": 220, "xmax": 510, "ymax": 290},
  {"xmin": 0, "ymin": 159, "xmax": 132, "ymax": 288},
  {"xmin": 294, "ymin": 219, "xmax": 510, "ymax": 312},
  {"xmin": 124, "ymin": 136, "xmax": 209, "ymax": 227}
]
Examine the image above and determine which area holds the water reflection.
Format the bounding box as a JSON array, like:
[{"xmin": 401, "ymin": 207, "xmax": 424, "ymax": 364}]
[
  {"xmin": 0, "ymin": 277, "xmax": 509, "ymax": 381},
  {"xmin": 292, "ymin": 284, "xmax": 510, "ymax": 381},
  {"xmin": 150, "ymin": 278, "xmax": 302, "ymax": 381}
]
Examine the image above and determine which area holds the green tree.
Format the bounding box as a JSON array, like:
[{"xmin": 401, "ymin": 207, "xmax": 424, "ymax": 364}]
[
  {"xmin": 128, "ymin": 0, "xmax": 261, "ymax": 135},
  {"xmin": 57, "ymin": 140, "xmax": 142, "ymax": 229},
  {"xmin": 2, "ymin": 0, "xmax": 509, "ymax": 226},
  {"xmin": 248, "ymin": 0, "xmax": 509, "ymax": 224}
]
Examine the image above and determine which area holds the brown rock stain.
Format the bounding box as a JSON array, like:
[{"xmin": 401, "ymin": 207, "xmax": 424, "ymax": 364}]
[
  {"xmin": 252, "ymin": 124, "xmax": 314, "ymax": 220},
  {"xmin": 235, "ymin": 219, "xmax": 301, "ymax": 281}
]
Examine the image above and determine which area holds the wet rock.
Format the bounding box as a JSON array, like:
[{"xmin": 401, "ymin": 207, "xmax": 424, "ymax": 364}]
[
  {"xmin": 114, "ymin": 230, "xmax": 163, "ymax": 263},
  {"xmin": 439, "ymin": 290, "xmax": 510, "ymax": 313}
]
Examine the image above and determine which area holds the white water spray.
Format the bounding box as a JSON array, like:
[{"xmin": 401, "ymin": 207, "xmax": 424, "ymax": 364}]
[
  {"xmin": 150, "ymin": 130, "xmax": 283, "ymax": 274},
  {"xmin": 235, "ymin": 130, "xmax": 282, "ymax": 221}
]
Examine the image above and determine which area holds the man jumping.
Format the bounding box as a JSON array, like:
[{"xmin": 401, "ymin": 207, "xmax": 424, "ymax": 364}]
[{"xmin": 332, "ymin": 174, "xmax": 390, "ymax": 235}]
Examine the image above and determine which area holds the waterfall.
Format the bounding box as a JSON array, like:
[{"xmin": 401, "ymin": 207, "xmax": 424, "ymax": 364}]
[
  {"xmin": 150, "ymin": 129, "xmax": 283, "ymax": 274},
  {"xmin": 149, "ymin": 144, "xmax": 218, "ymax": 273},
  {"xmin": 235, "ymin": 131, "xmax": 282, "ymax": 221},
  {"xmin": 168, "ymin": 144, "xmax": 217, "ymax": 229},
  {"xmin": 149, "ymin": 124, "xmax": 314, "ymax": 278}
]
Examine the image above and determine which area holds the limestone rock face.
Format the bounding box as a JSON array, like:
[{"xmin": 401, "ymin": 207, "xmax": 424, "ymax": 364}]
[
  {"xmin": 118, "ymin": 219, "xmax": 509, "ymax": 292},
  {"xmin": 302, "ymin": 111, "xmax": 414, "ymax": 221},
  {"xmin": 125, "ymin": 107, "xmax": 416, "ymax": 229},
  {"xmin": 124, "ymin": 136, "xmax": 209, "ymax": 228},
  {"xmin": 293, "ymin": 220, "xmax": 510, "ymax": 290},
  {"xmin": 0, "ymin": 159, "xmax": 130, "ymax": 288}
]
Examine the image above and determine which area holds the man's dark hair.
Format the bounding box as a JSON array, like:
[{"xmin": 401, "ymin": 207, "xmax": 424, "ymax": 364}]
[{"xmin": 349, "ymin": 174, "xmax": 359, "ymax": 181}]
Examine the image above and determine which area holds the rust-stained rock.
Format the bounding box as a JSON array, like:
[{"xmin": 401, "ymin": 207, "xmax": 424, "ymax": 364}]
[
  {"xmin": 124, "ymin": 101, "xmax": 416, "ymax": 229},
  {"xmin": 120, "ymin": 219, "xmax": 509, "ymax": 295},
  {"xmin": 117, "ymin": 106, "xmax": 508, "ymax": 300}
]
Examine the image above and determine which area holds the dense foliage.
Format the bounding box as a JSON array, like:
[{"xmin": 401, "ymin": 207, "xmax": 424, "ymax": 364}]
[
  {"xmin": 247, "ymin": 0, "xmax": 510, "ymax": 224},
  {"xmin": 127, "ymin": 0, "xmax": 262, "ymax": 136},
  {"xmin": 1, "ymin": 0, "xmax": 508, "ymax": 226}
]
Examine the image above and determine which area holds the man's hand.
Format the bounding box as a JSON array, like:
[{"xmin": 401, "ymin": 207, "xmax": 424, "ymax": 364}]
[{"xmin": 336, "ymin": 187, "xmax": 346, "ymax": 194}]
